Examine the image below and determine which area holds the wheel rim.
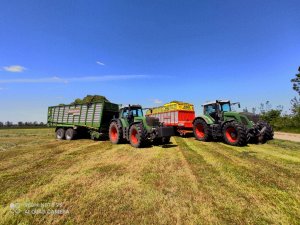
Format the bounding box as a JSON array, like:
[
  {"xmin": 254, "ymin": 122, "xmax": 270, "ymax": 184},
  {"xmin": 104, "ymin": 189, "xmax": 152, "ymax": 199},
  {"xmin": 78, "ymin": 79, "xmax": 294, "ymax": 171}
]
[
  {"xmin": 57, "ymin": 130, "xmax": 62, "ymax": 138},
  {"xmin": 110, "ymin": 125, "xmax": 118, "ymax": 141},
  {"xmin": 130, "ymin": 128, "xmax": 138, "ymax": 145},
  {"xmin": 225, "ymin": 127, "xmax": 237, "ymax": 143},
  {"xmin": 195, "ymin": 124, "xmax": 205, "ymax": 138},
  {"xmin": 66, "ymin": 130, "xmax": 71, "ymax": 139}
]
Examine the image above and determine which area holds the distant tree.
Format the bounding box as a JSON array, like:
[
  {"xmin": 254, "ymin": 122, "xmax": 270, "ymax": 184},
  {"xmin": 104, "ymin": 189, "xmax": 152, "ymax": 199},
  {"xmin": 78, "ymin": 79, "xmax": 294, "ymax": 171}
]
[
  {"xmin": 18, "ymin": 122, "xmax": 24, "ymax": 126},
  {"xmin": 40, "ymin": 122, "xmax": 45, "ymax": 126},
  {"xmin": 0, "ymin": 122, "xmax": 3, "ymax": 127},
  {"xmin": 290, "ymin": 67, "xmax": 300, "ymax": 116},
  {"xmin": 259, "ymin": 103, "xmax": 265, "ymax": 114},
  {"xmin": 252, "ymin": 107, "xmax": 257, "ymax": 114},
  {"xmin": 243, "ymin": 107, "xmax": 248, "ymax": 113},
  {"xmin": 5, "ymin": 121, "xmax": 13, "ymax": 127},
  {"xmin": 260, "ymin": 109, "xmax": 281, "ymax": 124},
  {"xmin": 265, "ymin": 101, "xmax": 272, "ymax": 112},
  {"xmin": 290, "ymin": 97, "xmax": 300, "ymax": 115},
  {"xmin": 291, "ymin": 67, "xmax": 300, "ymax": 95}
]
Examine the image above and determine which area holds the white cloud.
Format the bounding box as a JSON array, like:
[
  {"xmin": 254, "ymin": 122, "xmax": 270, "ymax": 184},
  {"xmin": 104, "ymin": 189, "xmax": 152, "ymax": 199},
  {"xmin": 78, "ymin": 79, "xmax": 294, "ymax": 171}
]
[
  {"xmin": 96, "ymin": 61, "xmax": 105, "ymax": 66},
  {"xmin": 153, "ymin": 99, "xmax": 163, "ymax": 104},
  {"xmin": 0, "ymin": 75, "xmax": 150, "ymax": 84},
  {"xmin": 3, "ymin": 65, "xmax": 26, "ymax": 73}
]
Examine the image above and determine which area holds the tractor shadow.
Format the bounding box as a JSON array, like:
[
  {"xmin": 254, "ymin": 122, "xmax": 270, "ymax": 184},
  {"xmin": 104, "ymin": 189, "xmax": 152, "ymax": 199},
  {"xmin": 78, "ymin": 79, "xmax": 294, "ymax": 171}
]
[{"xmin": 161, "ymin": 144, "xmax": 178, "ymax": 149}]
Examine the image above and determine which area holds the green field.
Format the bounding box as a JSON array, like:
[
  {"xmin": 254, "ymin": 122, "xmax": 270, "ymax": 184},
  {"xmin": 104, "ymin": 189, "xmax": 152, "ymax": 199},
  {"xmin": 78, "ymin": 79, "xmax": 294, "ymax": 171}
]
[{"xmin": 0, "ymin": 129, "xmax": 300, "ymax": 224}]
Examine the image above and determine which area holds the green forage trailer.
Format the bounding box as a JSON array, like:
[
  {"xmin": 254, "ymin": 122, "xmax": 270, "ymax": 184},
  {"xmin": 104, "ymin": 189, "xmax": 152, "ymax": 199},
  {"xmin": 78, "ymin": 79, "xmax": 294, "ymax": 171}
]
[
  {"xmin": 47, "ymin": 101, "xmax": 174, "ymax": 148},
  {"xmin": 47, "ymin": 101, "xmax": 119, "ymax": 141}
]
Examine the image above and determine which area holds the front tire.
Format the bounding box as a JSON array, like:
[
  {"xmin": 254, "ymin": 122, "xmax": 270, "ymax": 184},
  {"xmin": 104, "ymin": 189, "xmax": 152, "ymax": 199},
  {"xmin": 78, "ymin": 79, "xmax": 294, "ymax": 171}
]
[
  {"xmin": 222, "ymin": 121, "xmax": 247, "ymax": 146},
  {"xmin": 109, "ymin": 121, "xmax": 123, "ymax": 144},
  {"xmin": 129, "ymin": 123, "xmax": 146, "ymax": 148},
  {"xmin": 193, "ymin": 119, "xmax": 210, "ymax": 141}
]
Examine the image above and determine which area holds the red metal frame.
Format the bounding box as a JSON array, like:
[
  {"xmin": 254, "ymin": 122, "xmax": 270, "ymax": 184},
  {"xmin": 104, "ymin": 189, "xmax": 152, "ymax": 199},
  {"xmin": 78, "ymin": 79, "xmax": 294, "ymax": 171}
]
[{"xmin": 147, "ymin": 110, "xmax": 195, "ymax": 135}]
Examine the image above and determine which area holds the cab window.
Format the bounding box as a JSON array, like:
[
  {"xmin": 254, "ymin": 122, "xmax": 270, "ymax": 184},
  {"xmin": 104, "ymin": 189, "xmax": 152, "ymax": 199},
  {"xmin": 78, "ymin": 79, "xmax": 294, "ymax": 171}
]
[
  {"xmin": 204, "ymin": 105, "xmax": 216, "ymax": 114},
  {"xmin": 131, "ymin": 108, "xmax": 143, "ymax": 117},
  {"xmin": 122, "ymin": 109, "xmax": 129, "ymax": 117},
  {"xmin": 221, "ymin": 103, "xmax": 231, "ymax": 112}
]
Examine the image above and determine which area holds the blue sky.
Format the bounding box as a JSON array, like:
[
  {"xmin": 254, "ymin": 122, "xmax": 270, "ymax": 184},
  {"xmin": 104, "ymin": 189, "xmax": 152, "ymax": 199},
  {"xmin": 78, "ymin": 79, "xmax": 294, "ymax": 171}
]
[{"xmin": 0, "ymin": 0, "xmax": 299, "ymax": 122}]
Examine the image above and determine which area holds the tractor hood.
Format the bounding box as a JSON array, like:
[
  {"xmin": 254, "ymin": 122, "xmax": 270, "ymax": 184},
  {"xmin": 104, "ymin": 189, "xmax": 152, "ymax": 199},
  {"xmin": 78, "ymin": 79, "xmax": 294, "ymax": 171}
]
[
  {"xmin": 134, "ymin": 116, "xmax": 160, "ymax": 127},
  {"xmin": 239, "ymin": 112, "xmax": 260, "ymax": 123},
  {"xmin": 223, "ymin": 111, "xmax": 254, "ymax": 128}
]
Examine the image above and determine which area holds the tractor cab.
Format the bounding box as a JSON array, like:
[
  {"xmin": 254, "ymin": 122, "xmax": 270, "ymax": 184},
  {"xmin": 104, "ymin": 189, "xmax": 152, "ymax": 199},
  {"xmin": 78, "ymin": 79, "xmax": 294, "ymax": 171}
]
[
  {"xmin": 120, "ymin": 105, "xmax": 143, "ymax": 123},
  {"xmin": 203, "ymin": 100, "xmax": 229, "ymax": 121},
  {"xmin": 203, "ymin": 100, "xmax": 241, "ymax": 122}
]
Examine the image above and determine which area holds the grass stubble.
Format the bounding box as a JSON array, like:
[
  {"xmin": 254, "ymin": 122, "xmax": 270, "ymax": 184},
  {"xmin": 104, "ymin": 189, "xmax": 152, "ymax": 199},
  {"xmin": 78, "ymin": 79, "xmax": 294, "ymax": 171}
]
[{"xmin": 0, "ymin": 129, "xmax": 299, "ymax": 224}]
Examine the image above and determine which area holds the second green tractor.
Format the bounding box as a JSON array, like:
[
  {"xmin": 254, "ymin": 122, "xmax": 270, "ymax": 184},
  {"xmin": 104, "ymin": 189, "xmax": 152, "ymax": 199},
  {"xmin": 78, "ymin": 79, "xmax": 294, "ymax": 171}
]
[{"xmin": 193, "ymin": 100, "xmax": 274, "ymax": 146}]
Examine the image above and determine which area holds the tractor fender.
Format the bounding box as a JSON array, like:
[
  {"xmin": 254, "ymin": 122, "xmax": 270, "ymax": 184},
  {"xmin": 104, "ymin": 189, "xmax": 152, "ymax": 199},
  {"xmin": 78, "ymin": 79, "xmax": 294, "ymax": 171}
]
[
  {"xmin": 193, "ymin": 115, "xmax": 214, "ymax": 125},
  {"xmin": 110, "ymin": 118, "xmax": 123, "ymax": 127},
  {"xmin": 129, "ymin": 121, "xmax": 143, "ymax": 130},
  {"xmin": 221, "ymin": 119, "xmax": 235, "ymax": 128}
]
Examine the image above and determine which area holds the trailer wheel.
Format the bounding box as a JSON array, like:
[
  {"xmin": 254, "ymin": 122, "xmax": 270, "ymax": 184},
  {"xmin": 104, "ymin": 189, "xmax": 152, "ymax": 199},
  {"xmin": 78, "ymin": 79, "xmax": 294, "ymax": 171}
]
[
  {"xmin": 56, "ymin": 128, "xmax": 65, "ymax": 140},
  {"xmin": 129, "ymin": 123, "xmax": 146, "ymax": 148},
  {"xmin": 65, "ymin": 128, "xmax": 77, "ymax": 140},
  {"xmin": 222, "ymin": 121, "xmax": 247, "ymax": 146},
  {"xmin": 193, "ymin": 119, "xmax": 210, "ymax": 141},
  {"xmin": 109, "ymin": 121, "xmax": 123, "ymax": 144}
]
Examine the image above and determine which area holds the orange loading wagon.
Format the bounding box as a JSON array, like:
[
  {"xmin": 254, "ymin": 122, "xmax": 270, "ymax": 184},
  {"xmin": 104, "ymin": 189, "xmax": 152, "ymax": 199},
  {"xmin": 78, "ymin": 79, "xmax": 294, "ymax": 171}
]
[{"xmin": 146, "ymin": 101, "xmax": 195, "ymax": 135}]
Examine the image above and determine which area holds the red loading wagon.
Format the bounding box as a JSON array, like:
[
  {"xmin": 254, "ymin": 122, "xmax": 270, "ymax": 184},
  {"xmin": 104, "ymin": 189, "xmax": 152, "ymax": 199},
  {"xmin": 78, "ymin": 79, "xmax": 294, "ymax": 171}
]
[{"xmin": 146, "ymin": 101, "xmax": 195, "ymax": 135}]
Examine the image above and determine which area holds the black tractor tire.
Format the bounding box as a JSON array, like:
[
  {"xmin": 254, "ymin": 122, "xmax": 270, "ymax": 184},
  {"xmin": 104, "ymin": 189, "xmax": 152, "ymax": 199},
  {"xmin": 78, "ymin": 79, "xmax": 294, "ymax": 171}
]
[
  {"xmin": 129, "ymin": 123, "xmax": 147, "ymax": 148},
  {"xmin": 257, "ymin": 121, "xmax": 274, "ymax": 143},
  {"xmin": 193, "ymin": 118, "xmax": 211, "ymax": 141},
  {"xmin": 109, "ymin": 121, "xmax": 123, "ymax": 144},
  {"xmin": 222, "ymin": 121, "xmax": 247, "ymax": 146},
  {"xmin": 56, "ymin": 128, "xmax": 65, "ymax": 140},
  {"xmin": 162, "ymin": 136, "xmax": 171, "ymax": 144},
  {"xmin": 65, "ymin": 128, "xmax": 77, "ymax": 140}
]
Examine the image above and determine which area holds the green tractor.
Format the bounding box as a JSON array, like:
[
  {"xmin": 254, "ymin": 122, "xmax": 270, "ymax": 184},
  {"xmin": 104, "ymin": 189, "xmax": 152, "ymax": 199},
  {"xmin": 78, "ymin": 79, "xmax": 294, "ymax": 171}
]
[
  {"xmin": 108, "ymin": 105, "xmax": 174, "ymax": 148},
  {"xmin": 192, "ymin": 100, "xmax": 273, "ymax": 146}
]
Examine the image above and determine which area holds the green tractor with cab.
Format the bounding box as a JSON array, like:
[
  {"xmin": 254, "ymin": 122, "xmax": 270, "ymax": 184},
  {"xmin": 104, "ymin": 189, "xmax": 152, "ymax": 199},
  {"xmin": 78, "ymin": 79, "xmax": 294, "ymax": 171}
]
[
  {"xmin": 193, "ymin": 100, "xmax": 273, "ymax": 146},
  {"xmin": 109, "ymin": 105, "xmax": 174, "ymax": 148}
]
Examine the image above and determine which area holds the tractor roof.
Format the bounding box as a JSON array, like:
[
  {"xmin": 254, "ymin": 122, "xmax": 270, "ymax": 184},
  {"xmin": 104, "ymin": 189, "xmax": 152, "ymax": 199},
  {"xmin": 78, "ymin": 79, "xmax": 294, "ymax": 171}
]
[
  {"xmin": 121, "ymin": 104, "xmax": 142, "ymax": 109},
  {"xmin": 202, "ymin": 100, "xmax": 230, "ymax": 106}
]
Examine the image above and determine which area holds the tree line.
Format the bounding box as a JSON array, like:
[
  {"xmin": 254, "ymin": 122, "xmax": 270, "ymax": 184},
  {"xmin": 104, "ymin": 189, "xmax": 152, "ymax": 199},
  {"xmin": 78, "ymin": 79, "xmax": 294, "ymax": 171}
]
[
  {"xmin": 0, "ymin": 121, "xmax": 46, "ymax": 128},
  {"xmin": 246, "ymin": 67, "xmax": 300, "ymax": 132}
]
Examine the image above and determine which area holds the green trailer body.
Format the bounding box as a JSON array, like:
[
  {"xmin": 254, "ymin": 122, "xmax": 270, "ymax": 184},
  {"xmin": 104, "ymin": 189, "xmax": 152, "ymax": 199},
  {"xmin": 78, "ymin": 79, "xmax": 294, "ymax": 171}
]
[{"xmin": 47, "ymin": 101, "xmax": 119, "ymax": 132}]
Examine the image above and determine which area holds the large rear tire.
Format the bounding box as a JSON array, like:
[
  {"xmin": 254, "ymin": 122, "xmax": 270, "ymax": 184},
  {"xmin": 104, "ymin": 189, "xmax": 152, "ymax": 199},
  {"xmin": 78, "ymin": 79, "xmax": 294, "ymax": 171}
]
[
  {"xmin": 222, "ymin": 121, "xmax": 247, "ymax": 146},
  {"xmin": 129, "ymin": 123, "xmax": 147, "ymax": 148},
  {"xmin": 257, "ymin": 121, "xmax": 274, "ymax": 143},
  {"xmin": 56, "ymin": 128, "xmax": 65, "ymax": 140},
  {"xmin": 65, "ymin": 128, "xmax": 77, "ymax": 140},
  {"xmin": 109, "ymin": 121, "xmax": 123, "ymax": 144},
  {"xmin": 193, "ymin": 119, "xmax": 210, "ymax": 141}
]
